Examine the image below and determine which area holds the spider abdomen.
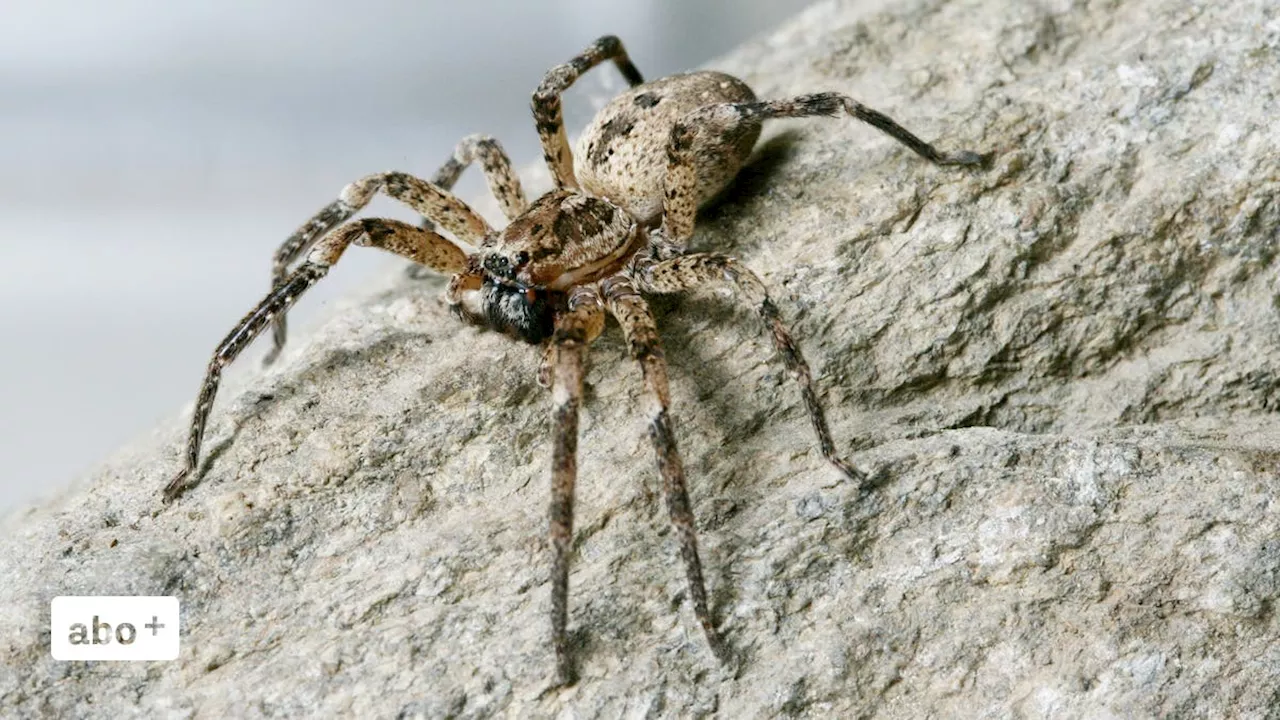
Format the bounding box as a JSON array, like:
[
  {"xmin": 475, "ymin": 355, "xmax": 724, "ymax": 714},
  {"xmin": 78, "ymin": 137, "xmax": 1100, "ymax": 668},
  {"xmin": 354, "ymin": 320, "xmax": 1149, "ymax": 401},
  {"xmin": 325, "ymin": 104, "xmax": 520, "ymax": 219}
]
[{"xmin": 575, "ymin": 71, "xmax": 761, "ymax": 223}]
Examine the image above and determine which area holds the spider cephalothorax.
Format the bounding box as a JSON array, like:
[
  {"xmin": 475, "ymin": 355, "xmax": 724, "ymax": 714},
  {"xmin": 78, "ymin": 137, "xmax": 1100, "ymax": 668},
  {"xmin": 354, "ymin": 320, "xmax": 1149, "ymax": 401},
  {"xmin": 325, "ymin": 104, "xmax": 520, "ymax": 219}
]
[
  {"xmin": 163, "ymin": 35, "xmax": 986, "ymax": 686},
  {"xmin": 453, "ymin": 189, "xmax": 643, "ymax": 344}
]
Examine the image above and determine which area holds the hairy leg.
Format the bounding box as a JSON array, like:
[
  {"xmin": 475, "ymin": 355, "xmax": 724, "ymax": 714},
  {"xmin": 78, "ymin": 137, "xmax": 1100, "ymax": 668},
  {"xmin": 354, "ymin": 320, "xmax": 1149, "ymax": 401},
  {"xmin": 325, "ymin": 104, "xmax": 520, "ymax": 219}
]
[
  {"xmin": 546, "ymin": 285, "xmax": 605, "ymax": 686},
  {"xmin": 634, "ymin": 253, "xmax": 863, "ymax": 483},
  {"xmin": 408, "ymin": 134, "xmax": 528, "ymax": 279},
  {"xmin": 426, "ymin": 133, "xmax": 528, "ymax": 225},
  {"xmin": 165, "ymin": 219, "xmax": 467, "ymax": 502},
  {"xmin": 264, "ymin": 171, "xmax": 492, "ymax": 364},
  {"xmin": 661, "ymin": 93, "xmax": 988, "ymax": 243},
  {"xmin": 600, "ymin": 275, "xmax": 728, "ymax": 664},
  {"xmin": 533, "ymin": 35, "xmax": 644, "ymax": 190}
]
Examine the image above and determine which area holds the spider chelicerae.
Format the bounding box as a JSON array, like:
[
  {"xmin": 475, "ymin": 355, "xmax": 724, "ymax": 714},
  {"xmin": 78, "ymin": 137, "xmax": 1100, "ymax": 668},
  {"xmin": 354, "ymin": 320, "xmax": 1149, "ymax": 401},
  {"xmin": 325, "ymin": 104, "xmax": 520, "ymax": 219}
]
[{"xmin": 163, "ymin": 35, "xmax": 985, "ymax": 685}]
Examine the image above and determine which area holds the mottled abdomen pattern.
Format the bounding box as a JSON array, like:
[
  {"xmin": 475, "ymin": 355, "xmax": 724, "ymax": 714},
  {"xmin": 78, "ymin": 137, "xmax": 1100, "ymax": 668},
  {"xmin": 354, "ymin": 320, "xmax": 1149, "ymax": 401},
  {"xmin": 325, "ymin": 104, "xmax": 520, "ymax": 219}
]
[{"xmin": 575, "ymin": 71, "xmax": 761, "ymax": 223}]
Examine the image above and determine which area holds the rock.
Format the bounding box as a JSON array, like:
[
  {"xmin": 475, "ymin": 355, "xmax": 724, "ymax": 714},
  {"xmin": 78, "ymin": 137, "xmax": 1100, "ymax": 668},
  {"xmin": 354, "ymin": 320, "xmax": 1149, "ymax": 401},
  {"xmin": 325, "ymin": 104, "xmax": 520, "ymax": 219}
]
[{"xmin": 4, "ymin": 0, "xmax": 1280, "ymax": 716}]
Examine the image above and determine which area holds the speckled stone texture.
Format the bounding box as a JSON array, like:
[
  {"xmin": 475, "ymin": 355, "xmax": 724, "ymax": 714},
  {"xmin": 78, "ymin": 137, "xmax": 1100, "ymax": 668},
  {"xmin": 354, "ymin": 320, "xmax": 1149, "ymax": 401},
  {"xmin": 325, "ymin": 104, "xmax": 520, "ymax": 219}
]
[{"xmin": 4, "ymin": 0, "xmax": 1280, "ymax": 717}]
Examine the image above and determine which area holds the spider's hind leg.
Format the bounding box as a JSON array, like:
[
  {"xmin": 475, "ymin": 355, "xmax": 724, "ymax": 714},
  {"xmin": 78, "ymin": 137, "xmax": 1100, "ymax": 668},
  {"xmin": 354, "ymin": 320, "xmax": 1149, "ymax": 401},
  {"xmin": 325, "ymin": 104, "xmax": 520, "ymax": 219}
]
[
  {"xmin": 164, "ymin": 219, "xmax": 468, "ymax": 502},
  {"xmin": 533, "ymin": 35, "xmax": 645, "ymax": 190},
  {"xmin": 660, "ymin": 94, "xmax": 987, "ymax": 244},
  {"xmin": 600, "ymin": 276, "xmax": 730, "ymax": 666},
  {"xmin": 634, "ymin": 253, "xmax": 865, "ymax": 484}
]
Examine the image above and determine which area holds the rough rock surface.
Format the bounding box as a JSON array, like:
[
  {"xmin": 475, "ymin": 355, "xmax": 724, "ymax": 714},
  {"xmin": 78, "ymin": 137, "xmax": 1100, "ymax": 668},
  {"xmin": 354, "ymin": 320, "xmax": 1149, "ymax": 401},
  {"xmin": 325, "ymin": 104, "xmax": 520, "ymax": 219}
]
[{"xmin": 5, "ymin": 0, "xmax": 1280, "ymax": 716}]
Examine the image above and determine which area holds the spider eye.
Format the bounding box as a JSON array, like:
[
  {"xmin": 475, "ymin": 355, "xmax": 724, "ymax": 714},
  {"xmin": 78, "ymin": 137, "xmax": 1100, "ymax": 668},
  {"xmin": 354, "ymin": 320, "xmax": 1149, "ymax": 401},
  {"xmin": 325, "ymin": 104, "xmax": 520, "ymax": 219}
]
[
  {"xmin": 482, "ymin": 254, "xmax": 513, "ymax": 279},
  {"xmin": 514, "ymin": 251, "xmax": 530, "ymax": 266}
]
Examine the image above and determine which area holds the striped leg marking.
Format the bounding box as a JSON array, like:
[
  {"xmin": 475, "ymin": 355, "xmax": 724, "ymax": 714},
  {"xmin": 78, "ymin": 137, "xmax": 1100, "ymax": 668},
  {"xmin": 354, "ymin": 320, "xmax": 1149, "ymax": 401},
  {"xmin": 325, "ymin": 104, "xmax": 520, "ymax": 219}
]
[
  {"xmin": 636, "ymin": 253, "xmax": 864, "ymax": 483},
  {"xmin": 165, "ymin": 219, "xmax": 467, "ymax": 501}
]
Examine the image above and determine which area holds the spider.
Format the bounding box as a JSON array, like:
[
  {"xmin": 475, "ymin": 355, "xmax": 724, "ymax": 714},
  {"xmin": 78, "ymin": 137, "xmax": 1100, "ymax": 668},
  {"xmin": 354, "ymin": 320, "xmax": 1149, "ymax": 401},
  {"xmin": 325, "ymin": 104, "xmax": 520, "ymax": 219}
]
[{"xmin": 163, "ymin": 35, "xmax": 986, "ymax": 685}]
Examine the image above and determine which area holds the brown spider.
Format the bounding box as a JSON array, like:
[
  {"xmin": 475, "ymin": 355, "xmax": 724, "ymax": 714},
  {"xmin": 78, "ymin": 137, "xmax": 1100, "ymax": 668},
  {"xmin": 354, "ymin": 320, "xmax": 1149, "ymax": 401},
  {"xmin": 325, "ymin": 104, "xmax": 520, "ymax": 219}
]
[{"xmin": 163, "ymin": 35, "xmax": 985, "ymax": 685}]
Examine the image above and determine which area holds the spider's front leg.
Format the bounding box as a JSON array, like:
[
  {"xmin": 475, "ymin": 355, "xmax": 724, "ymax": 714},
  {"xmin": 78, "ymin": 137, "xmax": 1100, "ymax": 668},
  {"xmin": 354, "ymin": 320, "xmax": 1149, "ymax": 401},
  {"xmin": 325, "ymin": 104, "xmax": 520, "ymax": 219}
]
[
  {"xmin": 661, "ymin": 94, "xmax": 988, "ymax": 243},
  {"xmin": 163, "ymin": 218, "xmax": 469, "ymax": 502},
  {"xmin": 545, "ymin": 285, "xmax": 605, "ymax": 686},
  {"xmin": 635, "ymin": 254, "xmax": 864, "ymax": 483},
  {"xmin": 599, "ymin": 275, "xmax": 730, "ymax": 667},
  {"xmin": 533, "ymin": 35, "xmax": 645, "ymax": 190},
  {"xmin": 408, "ymin": 134, "xmax": 529, "ymax": 279},
  {"xmin": 264, "ymin": 170, "xmax": 494, "ymax": 364},
  {"xmin": 428, "ymin": 134, "xmax": 528, "ymax": 220}
]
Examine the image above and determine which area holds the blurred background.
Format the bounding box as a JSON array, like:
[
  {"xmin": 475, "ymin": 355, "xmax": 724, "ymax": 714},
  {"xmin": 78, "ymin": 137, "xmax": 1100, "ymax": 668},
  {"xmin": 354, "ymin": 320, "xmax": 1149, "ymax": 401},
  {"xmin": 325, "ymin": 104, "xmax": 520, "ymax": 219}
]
[{"xmin": 0, "ymin": 0, "xmax": 816, "ymax": 515}]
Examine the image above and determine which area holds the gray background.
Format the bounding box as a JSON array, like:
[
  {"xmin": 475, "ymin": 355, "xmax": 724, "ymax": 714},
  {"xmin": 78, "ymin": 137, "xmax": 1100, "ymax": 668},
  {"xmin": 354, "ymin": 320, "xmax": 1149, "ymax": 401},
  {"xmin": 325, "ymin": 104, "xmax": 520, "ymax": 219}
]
[{"xmin": 0, "ymin": 0, "xmax": 813, "ymax": 515}]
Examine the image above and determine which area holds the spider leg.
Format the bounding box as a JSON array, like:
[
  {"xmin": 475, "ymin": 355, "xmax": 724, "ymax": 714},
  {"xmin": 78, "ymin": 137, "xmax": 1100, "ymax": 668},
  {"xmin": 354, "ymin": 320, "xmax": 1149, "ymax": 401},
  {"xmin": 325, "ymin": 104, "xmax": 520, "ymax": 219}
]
[
  {"xmin": 545, "ymin": 285, "xmax": 605, "ymax": 686},
  {"xmin": 409, "ymin": 134, "xmax": 528, "ymax": 279},
  {"xmin": 661, "ymin": 94, "xmax": 988, "ymax": 244},
  {"xmin": 635, "ymin": 253, "xmax": 864, "ymax": 483},
  {"xmin": 600, "ymin": 275, "xmax": 729, "ymax": 665},
  {"xmin": 415, "ymin": 133, "xmax": 527, "ymax": 232},
  {"xmin": 165, "ymin": 219, "xmax": 467, "ymax": 502},
  {"xmin": 264, "ymin": 170, "xmax": 492, "ymax": 365},
  {"xmin": 533, "ymin": 35, "xmax": 644, "ymax": 190}
]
